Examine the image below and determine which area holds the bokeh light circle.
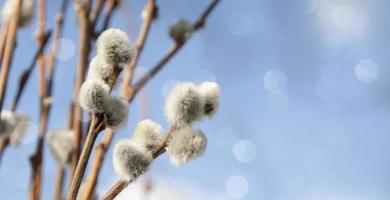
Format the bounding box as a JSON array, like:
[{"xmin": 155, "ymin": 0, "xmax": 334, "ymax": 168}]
[
  {"xmin": 355, "ymin": 59, "xmax": 378, "ymax": 83},
  {"xmin": 264, "ymin": 70, "xmax": 287, "ymax": 92},
  {"xmin": 225, "ymin": 175, "xmax": 249, "ymax": 199},
  {"xmin": 233, "ymin": 139, "xmax": 257, "ymax": 163},
  {"xmin": 55, "ymin": 38, "xmax": 76, "ymax": 61}
]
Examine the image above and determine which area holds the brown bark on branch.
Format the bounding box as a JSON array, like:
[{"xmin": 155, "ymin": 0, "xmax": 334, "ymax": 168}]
[{"xmin": 0, "ymin": 0, "xmax": 22, "ymax": 113}]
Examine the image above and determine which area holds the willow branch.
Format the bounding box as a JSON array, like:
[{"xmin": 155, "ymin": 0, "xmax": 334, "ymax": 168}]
[
  {"xmin": 102, "ymin": 1, "xmax": 220, "ymax": 198},
  {"xmin": 10, "ymin": 31, "xmax": 51, "ymax": 112},
  {"xmin": 54, "ymin": 166, "xmax": 66, "ymax": 200},
  {"xmin": 90, "ymin": 0, "xmax": 107, "ymax": 29},
  {"xmin": 0, "ymin": 22, "xmax": 10, "ymax": 65},
  {"xmin": 70, "ymin": 4, "xmax": 92, "ymax": 178},
  {"xmin": 95, "ymin": 0, "xmax": 118, "ymax": 36},
  {"xmin": 81, "ymin": 2, "xmax": 157, "ymax": 199},
  {"xmin": 0, "ymin": 0, "xmax": 22, "ymax": 113},
  {"xmin": 28, "ymin": 0, "xmax": 49, "ymax": 198}
]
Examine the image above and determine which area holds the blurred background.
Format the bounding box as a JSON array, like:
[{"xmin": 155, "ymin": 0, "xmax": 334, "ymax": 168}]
[{"xmin": 1, "ymin": 0, "xmax": 390, "ymax": 199}]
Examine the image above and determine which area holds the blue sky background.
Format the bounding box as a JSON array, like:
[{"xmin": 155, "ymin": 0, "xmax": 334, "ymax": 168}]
[{"xmin": 1, "ymin": 0, "xmax": 390, "ymax": 199}]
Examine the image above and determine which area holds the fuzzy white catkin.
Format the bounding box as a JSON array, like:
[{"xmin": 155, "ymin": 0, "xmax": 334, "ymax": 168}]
[
  {"xmin": 0, "ymin": 111, "xmax": 29, "ymax": 146},
  {"xmin": 169, "ymin": 20, "xmax": 193, "ymax": 43},
  {"xmin": 86, "ymin": 56, "xmax": 116, "ymax": 83},
  {"xmin": 103, "ymin": 96, "xmax": 129, "ymax": 130},
  {"xmin": 48, "ymin": 129, "xmax": 74, "ymax": 165},
  {"xmin": 96, "ymin": 28, "xmax": 134, "ymax": 65},
  {"xmin": 78, "ymin": 80, "xmax": 110, "ymax": 113},
  {"xmin": 132, "ymin": 119, "xmax": 164, "ymax": 151},
  {"xmin": 198, "ymin": 81, "xmax": 220, "ymax": 117},
  {"xmin": 165, "ymin": 82, "xmax": 204, "ymax": 127},
  {"xmin": 166, "ymin": 127, "xmax": 207, "ymax": 166},
  {"xmin": 1, "ymin": 0, "xmax": 34, "ymax": 27},
  {"xmin": 112, "ymin": 139, "xmax": 152, "ymax": 181}
]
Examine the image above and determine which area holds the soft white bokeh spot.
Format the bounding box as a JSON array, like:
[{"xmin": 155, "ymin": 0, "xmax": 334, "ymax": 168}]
[
  {"xmin": 55, "ymin": 38, "xmax": 76, "ymax": 61},
  {"xmin": 233, "ymin": 139, "xmax": 257, "ymax": 163},
  {"xmin": 264, "ymin": 70, "xmax": 287, "ymax": 92},
  {"xmin": 225, "ymin": 175, "xmax": 249, "ymax": 199},
  {"xmin": 265, "ymin": 91, "xmax": 289, "ymax": 111},
  {"xmin": 355, "ymin": 59, "xmax": 378, "ymax": 83},
  {"xmin": 318, "ymin": 3, "xmax": 368, "ymax": 42}
]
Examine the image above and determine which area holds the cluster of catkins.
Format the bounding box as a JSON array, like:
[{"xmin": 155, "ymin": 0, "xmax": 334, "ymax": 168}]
[
  {"xmin": 112, "ymin": 81, "xmax": 220, "ymax": 181},
  {"xmin": 1, "ymin": 0, "xmax": 34, "ymax": 27},
  {"xmin": 0, "ymin": 111, "xmax": 29, "ymax": 146},
  {"xmin": 78, "ymin": 28, "xmax": 133, "ymax": 130}
]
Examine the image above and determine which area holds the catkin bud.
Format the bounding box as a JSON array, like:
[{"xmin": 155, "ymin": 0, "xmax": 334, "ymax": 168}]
[
  {"xmin": 169, "ymin": 20, "xmax": 192, "ymax": 43},
  {"xmin": 132, "ymin": 119, "xmax": 164, "ymax": 151},
  {"xmin": 48, "ymin": 129, "xmax": 74, "ymax": 165},
  {"xmin": 1, "ymin": 0, "xmax": 34, "ymax": 27},
  {"xmin": 78, "ymin": 80, "xmax": 110, "ymax": 113},
  {"xmin": 86, "ymin": 56, "xmax": 116, "ymax": 83},
  {"xmin": 0, "ymin": 111, "xmax": 29, "ymax": 146},
  {"xmin": 165, "ymin": 82, "xmax": 204, "ymax": 127},
  {"xmin": 112, "ymin": 139, "xmax": 152, "ymax": 181},
  {"xmin": 8, "ymin": 113, "xmax": 29, "ymax": 146},
  {"xmin": 198, "ymin": 81, "xmax": 220, "ymax": 117},
  {"xmin": 103, "ymin": 96, "xmax": 129, "ymax": 130},
  {"xmin": 96, "ymin": 28, "xmax": 134, "ymax": 65},
  {"xmin": 166, "ymin": 127, "xmax": 207, "ymax": 166}
]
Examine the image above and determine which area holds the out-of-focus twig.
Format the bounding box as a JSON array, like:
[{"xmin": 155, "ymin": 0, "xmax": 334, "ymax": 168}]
[
  {"xmin": 101, "ymin": 0, "xmax": 220, "ymax": 198},
  {"xmin": 10, "ymin": 31, "xmax": 51, "ymax": 112},
  {"xmin": 0, "ymin": 0, "xmax": 22, "ymax": 113},
  {"xmin": 29, "ymin": 0, "xmax": 69, "ymax": 199},
  {"xmin": 0, "ymin": 22, "xmax": 10, "ymax": 66},
  {"xmin": 70, "ymin": 0, "xmax": 93, "ymax": 179},
  {"xmin": 54, "ymin": 166, "xmax": 66, "ymax": 200},
  {"xmin": 94, "ymin": 0, "xmax": 118, "ymax": 37}
]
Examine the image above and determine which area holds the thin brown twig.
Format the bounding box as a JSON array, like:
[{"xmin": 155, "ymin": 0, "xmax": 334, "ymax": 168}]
[
  {"xmin": 81, "ymin": 1, "xmax": 157, "ymax": 198},
  {"xmin": 101, "ymin": 180, "xmax": 129, "ymax": 200},
  {"xmin": 0, "ymin": 22, "xmax": 10, "ymax": 66},
  {"xmin": 94, "ymin": 0, "xmax": 118, "ymax": 37},
  {"xmin": 70, "ymin": 3, "xmax": 92, "ymax": 179},
  {"xmin": 101, "ymin": 0, "xmax": 220, "ymax": 198},
  {"xmin": 28, "ymin": 0, "xmax": 48, "ymax": 198},
  {"xmin": 54, "ymin": 165, "xmax": 66, "ymax": 200},
  {"xmin": 10, "ymin": 31, "xmax": 51, "ymax": 112},
  {"xmin": 90, "ymin": 0, "xmax": 107, "ymax": 30},
  {"xmin": 29, "ymin": 0, "xmax": 70, "ymax": 199},
  {"xmin": 0, "ymin": 0, "xmax": 22, "ymax": 113}
]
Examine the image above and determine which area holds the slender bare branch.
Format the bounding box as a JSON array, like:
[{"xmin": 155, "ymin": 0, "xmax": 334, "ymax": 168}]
[
  {"xmin": 0, "ymin": 22, "xmax": 10, "ymax": 65},
  {"xmin": 29, "ymin": 0, "xmax": 69, "ymax": 199},
  {"xmin": 0, "ymin": 0, "xmax": 22, "ymax": 113},
  {"xmin": 54, "ymin": 166, "xmax": 66, "ymax": 200},
  {"xmin": 10, "ymin": 31, "xmax": 51, "ymax": 112},
  {"xmin": 70, "ymin": 4, "xmax": 92, "ymax": 178}
]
